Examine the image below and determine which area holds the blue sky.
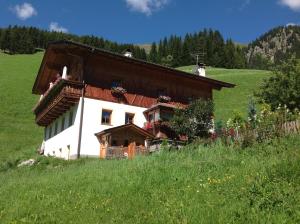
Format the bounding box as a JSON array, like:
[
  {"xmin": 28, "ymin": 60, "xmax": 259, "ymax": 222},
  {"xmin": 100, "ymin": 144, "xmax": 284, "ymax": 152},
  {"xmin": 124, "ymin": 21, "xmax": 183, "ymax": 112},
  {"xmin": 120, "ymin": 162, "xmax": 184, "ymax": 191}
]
[{"xmin": 0, "ymin": 0, "xmax": 299, "ymax": 44}]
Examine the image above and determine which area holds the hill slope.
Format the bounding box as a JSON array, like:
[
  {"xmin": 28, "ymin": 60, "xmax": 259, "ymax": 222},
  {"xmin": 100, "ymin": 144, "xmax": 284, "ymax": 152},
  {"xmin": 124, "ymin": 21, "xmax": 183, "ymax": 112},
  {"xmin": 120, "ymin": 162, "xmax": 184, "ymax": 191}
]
[
  {"xmin": 247, "ymin": 26, "xmax": 300, "ymax": 68},
  {"xmin": 177, "ymin": 66, "xmax": 271, "ymax": 121},
  {"xmin": 0, "ymin": 52, "xmax": 43, "ymax": 163}
]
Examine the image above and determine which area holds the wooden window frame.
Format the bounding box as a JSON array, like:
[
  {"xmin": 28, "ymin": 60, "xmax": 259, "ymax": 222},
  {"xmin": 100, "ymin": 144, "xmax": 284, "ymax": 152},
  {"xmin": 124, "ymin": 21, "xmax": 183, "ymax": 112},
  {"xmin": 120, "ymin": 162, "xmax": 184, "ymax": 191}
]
[
  {"xmin": 101, "ymin": 109, "xmax": 112, "ymax": 125},
  {"xmin": 125, "ymin": 112, "xmax": 135, "ymax": 124}
]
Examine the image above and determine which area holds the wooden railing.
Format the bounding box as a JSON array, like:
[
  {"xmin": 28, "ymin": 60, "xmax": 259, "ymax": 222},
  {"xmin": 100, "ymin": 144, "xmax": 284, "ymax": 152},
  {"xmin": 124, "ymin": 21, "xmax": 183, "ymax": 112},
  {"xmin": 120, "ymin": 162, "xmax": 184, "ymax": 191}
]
[
  {"xmin": 105, "ymin": 145, "xmax": 149, "ymax": 159},
  {"xmin": 33, "ymin": 79, "xmax": 83, "ymax": 126}
]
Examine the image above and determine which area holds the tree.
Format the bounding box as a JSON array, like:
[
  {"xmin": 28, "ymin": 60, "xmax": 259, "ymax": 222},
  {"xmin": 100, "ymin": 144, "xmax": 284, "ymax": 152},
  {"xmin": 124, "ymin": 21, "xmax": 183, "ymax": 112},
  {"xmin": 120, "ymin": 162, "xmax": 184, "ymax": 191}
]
[
  {"xmin": 171, "ymin": 99, "xmax": 214, "ymax": 141},
  {"xmin": 256, "ymin": 57, "xmax": 300, "ymax": 111},
  {"xmin": 148, "ymin": 42, "xmax": 158, "ymax": 63}
]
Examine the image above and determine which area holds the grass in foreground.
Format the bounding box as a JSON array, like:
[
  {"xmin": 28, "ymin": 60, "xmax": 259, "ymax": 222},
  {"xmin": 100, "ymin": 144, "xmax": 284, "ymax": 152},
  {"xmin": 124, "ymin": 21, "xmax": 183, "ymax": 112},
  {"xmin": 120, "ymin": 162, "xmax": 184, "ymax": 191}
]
[
  {"xmin": 177, "ymin": 66, "xmax": 272, "ymax": 121},
  {"xmin": 0, "ymin": 135, "xmax": 299, "ymax": 223}
]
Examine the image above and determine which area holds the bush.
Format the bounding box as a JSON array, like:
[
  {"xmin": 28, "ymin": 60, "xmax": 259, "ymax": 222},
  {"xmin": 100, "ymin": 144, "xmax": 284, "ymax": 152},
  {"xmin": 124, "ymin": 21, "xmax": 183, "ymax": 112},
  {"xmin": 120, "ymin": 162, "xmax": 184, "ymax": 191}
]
[
  {"xmin": 256, "ymin": 57, "xmax": 300, "ymax": 111},
  {"xmin": 171, "ymin": 99, "xmax": 214, "ymax": 142}
]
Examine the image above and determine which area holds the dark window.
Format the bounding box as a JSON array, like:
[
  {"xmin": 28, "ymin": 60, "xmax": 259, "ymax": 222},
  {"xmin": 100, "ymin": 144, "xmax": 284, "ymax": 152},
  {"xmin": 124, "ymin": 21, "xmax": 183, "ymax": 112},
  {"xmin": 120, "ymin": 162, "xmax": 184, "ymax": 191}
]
[
  {"xmin": 125, "ymin": 113, "xmax": 134, "ymax": 124},
  {"xmin": 112, "ymin": 140, "xmax": 117, "ymax": 146},
  {"xmin": 61, "ymin": 116, "xmax": 65, "ymax": 131},
  {"xmin": 111, "ymin": 80, "xmax": 122, "ymax": 88},
  {"xmin": 68, "ymin": 110, "xmax": 73, "ymax": 127},
  {"xmin": 124, "ymin": 140, "xmax": 129, "ymax": 147},
  {"xmin": 49, "ymin": 126, "xmax": 52, "ymax": 139},
  {"xmin": 44, "ymin": 127, "xmax": 47, "ymax": 140},
  {"xmin": 148, "ymin": 113, "xmax": 154, "ymax": 122},
  {"xmin": 101, "ymin": 109, "xmax": 112, "ymax": 125},
  {"xmin": 54, "ymin": 122, "xmax": 58, "ymax": 136},
  {"xmin": 157, "ymin": 88, "xmax": 167, "ymax": 97}
]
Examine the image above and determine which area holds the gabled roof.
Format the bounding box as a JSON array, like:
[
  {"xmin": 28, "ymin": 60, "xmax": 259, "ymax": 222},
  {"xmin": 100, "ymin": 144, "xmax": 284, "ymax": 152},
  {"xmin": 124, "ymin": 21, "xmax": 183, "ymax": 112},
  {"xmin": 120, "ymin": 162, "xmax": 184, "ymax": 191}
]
[
  {"xmin": 95, "ymin": 123, "xmax": 154, "ymax": 139},
  {"xmin": 32, "ymin": 40, "xmax": 235, "ymax": 94}
]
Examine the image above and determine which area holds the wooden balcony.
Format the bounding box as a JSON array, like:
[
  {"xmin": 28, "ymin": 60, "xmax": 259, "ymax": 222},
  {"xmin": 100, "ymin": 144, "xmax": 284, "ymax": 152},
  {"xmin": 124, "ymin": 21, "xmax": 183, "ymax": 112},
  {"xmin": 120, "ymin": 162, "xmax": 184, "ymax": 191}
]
[{"xmin": 33, "ymin": 79, "xmax": 84, "ymax": 126}]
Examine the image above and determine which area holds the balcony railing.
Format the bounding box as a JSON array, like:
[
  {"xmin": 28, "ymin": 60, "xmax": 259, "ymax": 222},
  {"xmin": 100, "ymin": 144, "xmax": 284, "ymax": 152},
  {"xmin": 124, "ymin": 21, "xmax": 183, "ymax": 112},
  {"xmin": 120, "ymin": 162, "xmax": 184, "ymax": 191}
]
[{"xmin": 33, "ymin": 79, "xmax": 84, "ymax": 126}]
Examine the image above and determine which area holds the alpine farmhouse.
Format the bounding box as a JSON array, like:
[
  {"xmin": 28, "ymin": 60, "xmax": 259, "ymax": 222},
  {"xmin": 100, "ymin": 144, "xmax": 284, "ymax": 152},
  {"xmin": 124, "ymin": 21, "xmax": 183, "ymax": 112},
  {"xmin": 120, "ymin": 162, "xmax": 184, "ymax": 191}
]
[{"xmin": 32, "ymin": 40, "xmax": 234, "ymax": 159}]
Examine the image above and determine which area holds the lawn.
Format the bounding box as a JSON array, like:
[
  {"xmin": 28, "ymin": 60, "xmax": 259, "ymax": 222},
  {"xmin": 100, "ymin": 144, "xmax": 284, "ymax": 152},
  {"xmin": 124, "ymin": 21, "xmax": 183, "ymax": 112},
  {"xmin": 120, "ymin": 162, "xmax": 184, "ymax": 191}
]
[
  {"xmin": 0, "ymin": 52, "xmax": 43, "ymax": 163},
  {"xmin": 177, "ymin": 66, "xmax": 272, "ymax": 121},
  {"xmin": 0, "ymin": 136, "xmax": 299, "ymax": 223}
]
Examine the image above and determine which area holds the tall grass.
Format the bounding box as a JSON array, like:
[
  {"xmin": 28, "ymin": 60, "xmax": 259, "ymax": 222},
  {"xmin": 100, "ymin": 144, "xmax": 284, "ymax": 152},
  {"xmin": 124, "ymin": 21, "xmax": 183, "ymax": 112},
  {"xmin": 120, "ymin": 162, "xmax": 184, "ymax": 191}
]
[{"xmin": 0, "ymin": 135, "xmax": 299, "ymax": 223}]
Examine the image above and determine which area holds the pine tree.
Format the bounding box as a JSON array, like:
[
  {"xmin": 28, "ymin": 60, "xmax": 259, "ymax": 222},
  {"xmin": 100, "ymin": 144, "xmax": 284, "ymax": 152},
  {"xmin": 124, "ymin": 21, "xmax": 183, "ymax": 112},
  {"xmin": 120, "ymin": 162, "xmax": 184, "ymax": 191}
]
[{"xmin": 149, "ymin": 42, "xmax": 158, "ymax": 63}]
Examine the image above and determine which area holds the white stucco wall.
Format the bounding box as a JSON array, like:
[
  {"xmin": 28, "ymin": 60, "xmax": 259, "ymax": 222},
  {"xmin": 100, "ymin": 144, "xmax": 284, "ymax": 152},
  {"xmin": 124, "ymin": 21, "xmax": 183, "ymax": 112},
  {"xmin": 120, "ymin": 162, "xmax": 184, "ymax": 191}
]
[
  {"xmin": 43, "ymin": 97, "xmax": 147, "ymax": 159},
  {"xmin": 43, "ymin": 104, "xmax": 80, "ymax": 159}
]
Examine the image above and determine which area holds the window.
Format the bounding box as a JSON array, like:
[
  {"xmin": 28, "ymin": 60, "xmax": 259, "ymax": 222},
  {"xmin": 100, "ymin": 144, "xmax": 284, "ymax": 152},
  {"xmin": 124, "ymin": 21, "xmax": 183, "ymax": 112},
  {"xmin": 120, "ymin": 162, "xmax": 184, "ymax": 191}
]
[
  {"xmin": 48, "ymin": 126, "xmax": 52, "ymax": 139},
  {"xmin": 61, "ymin": 116, "xmax": 65, "ymax": 132},
  {"xmin": 101, "ymin": 109, "xmax": 112, "ymax": 125},
  {"xmin": 125, "ymin": 113, "xmax": 134, "ymax": 124},
  {"xmin": 124, "ymin": 140, "xmax": 129, "ymax": 147},
  {"xmin": 54, "ymin": 122, "xmax": 58, "ymax": 136},
  {"xmin": 148, "ymin": 113, "xmax": 154, "ymax": 122},
  {"xmin": 157, "ymin": 88, "xmax": 167, "ymax": 97},
  {"xmin": 68, "ymin": 110, "xmax": 73, "ymax": 127},
  {"xmin": 111, "ymin": 80, "xmax": 122, "ymax": 88},
  {"xmin": 44, "ymin": 127, "xmax": 47, "ymax": 140}
]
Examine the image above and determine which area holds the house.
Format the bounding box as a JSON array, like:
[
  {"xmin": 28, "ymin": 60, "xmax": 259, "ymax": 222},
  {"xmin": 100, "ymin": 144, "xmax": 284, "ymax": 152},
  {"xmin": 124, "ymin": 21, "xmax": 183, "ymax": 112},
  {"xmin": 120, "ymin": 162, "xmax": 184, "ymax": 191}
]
[{"xmin": 32, "ymin": 40, "xmax": 234, "ymax": 159}]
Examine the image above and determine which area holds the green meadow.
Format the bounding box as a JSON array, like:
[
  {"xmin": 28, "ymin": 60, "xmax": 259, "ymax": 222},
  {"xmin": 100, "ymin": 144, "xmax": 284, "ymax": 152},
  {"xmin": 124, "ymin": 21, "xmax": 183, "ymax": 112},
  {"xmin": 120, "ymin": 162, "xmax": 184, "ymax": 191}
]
[
  {"xmin": 177, "ymin": 66, "xmax": 272, "ymax": 121},
  {"xmin": 0, "ymin": 53, "xmax": 299, "ymax": 223}
]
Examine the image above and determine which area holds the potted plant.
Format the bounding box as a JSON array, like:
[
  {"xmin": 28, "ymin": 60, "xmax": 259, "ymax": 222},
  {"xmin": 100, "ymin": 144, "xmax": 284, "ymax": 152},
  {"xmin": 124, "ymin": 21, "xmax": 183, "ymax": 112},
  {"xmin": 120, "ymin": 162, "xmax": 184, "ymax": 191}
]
[
  {"xmin": 111, "ymin": 86, "xmax": 127, "ymax": 97},
  {"xmin": 158, "ymin": 95, "xmax": 171, "ymax": 103}
]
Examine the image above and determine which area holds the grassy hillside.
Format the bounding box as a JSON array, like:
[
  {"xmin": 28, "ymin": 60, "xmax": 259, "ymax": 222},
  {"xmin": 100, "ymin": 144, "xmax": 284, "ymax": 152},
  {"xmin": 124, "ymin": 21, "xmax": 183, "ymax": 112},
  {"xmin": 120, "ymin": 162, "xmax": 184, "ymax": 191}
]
[
  {"xmin": 0, "ymin": 52, "xmax": 43, "ymax": 163},
  {"xmin": 0, "ymin": 136, "xmax": 299, "ymax": 223},
  {"xmin": 177, "ymin": 66, "xmax": 272, "ymax": 121}
]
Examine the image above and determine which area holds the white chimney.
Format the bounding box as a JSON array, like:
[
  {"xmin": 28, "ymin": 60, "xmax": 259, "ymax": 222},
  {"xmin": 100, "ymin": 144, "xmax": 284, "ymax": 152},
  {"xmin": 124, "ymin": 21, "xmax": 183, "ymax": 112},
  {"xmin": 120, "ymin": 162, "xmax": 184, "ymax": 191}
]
[
  {"xmin": 197, "ymin": 63, "xmax": 206, "ymax": 77},
  {"xmin": 62, "ymin": 66, "xmax": 68, "ymax": 79},
  {"xmin": 123, "ymin": 49, "xmax": 133, "ymax": 58}
]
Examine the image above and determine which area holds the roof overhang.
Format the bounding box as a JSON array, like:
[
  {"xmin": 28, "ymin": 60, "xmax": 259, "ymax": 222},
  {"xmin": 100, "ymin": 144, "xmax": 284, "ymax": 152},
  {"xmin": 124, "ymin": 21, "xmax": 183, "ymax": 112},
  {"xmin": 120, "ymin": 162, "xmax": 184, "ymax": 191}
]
[
  {"xmin": 32, "ymin": 40, "xmax": 235, "ymax": 95},
  {"xmin": 95, "ymin": 123, "xmax": 154, "ymax": 140}
]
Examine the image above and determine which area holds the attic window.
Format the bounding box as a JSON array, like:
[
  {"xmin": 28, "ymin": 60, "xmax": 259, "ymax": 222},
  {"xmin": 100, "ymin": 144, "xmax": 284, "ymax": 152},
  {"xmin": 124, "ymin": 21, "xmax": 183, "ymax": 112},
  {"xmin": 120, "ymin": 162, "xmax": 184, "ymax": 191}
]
[
  {"xmin": 157, "ymin": 89, "xmax": 167, "ymax": 97},
  {"xmin": 111, "ymin": 80, "xmax": 122, "ymax": 88}
]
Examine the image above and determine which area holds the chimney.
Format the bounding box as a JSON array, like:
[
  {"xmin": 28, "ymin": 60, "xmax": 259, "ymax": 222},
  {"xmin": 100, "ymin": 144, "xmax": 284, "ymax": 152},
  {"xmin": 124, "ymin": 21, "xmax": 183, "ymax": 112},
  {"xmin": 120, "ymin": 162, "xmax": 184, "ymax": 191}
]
[
  {"xmin": 62, "ymin": 66, "xmax": 68, "ymax": 79},
  {"xmin": 197, "ymin": 63, "xmax": 206, "ymax": 77},
  {"xmin": 123, "ymin": 49, "xmax": 133, "ymax": 58}
]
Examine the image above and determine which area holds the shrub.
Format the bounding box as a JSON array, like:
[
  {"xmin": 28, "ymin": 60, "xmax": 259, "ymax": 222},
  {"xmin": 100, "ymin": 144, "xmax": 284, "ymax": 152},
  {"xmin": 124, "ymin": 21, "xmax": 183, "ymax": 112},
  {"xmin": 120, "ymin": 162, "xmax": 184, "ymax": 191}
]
[
  {"xmin": 256, "ymin": 57, "xmax": 300, "ymax": 111},
  {"xmin": 171, "ymin": 99, "xmax": 214, "ymax": 142}
]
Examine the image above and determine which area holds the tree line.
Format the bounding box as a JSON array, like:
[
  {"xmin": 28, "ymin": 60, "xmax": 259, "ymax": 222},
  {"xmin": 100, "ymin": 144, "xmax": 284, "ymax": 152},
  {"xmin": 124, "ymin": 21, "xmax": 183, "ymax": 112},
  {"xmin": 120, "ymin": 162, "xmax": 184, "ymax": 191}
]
[
  {"xmin": 148, "ymin": 29, "xmax": 247, "ymax": 68},
  {"xmin": 0, "ymin": 25, "xmax": 247, "ymax": 69},
  {"xmin": 0, "ymin": 25, "xmax": 147, "ymax": 60}
]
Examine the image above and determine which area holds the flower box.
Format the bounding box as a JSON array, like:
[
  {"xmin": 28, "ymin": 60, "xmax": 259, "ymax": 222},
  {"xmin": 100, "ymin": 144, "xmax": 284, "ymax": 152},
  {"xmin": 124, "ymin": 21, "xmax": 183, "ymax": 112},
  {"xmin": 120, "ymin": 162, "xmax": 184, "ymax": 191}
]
[
  {"xmin": 158, "ymin": 95, "xmax": 171, "ymax": 103},
  {"xmin": 111, "ymin": 86, "xmax": 127, "ymax": 96}
]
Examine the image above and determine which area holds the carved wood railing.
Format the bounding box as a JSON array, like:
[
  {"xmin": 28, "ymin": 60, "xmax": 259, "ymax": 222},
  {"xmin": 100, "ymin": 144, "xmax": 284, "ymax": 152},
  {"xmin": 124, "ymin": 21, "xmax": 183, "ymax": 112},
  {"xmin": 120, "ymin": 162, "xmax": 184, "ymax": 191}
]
[{"xmin": 33, "ymin": 79, "xmax": 84, "ymax": 126}]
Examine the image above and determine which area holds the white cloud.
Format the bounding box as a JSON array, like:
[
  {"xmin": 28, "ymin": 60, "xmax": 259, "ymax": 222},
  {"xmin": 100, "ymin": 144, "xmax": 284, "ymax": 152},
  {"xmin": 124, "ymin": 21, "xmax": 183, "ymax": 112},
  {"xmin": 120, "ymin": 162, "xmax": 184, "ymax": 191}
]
[
  {"xmin": 49, "ymin": 22, "xmax": 68, "ymax": 33},
  {"xmin": 125, "ymin": 0, "xmax": 170, "ymax": 16},
  {"xmin": 279, "ymin": 0, "xmax": 300, "ymax": 11},
  {"xmin": 239, "ymin": 0, "xmax": 251, "ymax": 11},
  {"xmin": 11, "ymin": 2, "xmax": 37, "ymax": 20}
]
